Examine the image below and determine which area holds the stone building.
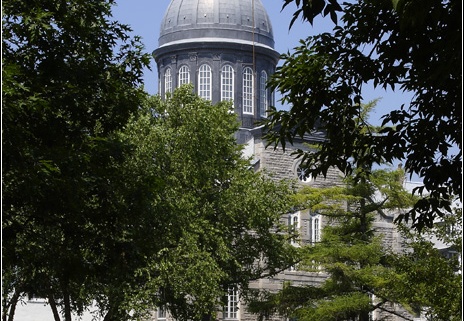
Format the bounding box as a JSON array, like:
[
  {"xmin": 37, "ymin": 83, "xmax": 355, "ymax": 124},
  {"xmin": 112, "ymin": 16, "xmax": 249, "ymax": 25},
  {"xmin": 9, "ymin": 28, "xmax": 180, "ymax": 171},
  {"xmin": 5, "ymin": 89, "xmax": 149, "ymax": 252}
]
[
  {"xmin": 151, "ymin": 1, "xmax": 410, "ymax": 321},
  {"xmin": 11, "ymin": 1, "xmax": 440, "ymax": 320}
]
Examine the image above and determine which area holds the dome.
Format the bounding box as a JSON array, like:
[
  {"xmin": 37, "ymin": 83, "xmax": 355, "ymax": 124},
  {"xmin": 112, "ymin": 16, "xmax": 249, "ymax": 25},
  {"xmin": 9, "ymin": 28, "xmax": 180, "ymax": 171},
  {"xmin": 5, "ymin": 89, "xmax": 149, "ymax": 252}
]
[{"xmin": 159, "ymin": 0, "xmax": 275, "ymax": 49}]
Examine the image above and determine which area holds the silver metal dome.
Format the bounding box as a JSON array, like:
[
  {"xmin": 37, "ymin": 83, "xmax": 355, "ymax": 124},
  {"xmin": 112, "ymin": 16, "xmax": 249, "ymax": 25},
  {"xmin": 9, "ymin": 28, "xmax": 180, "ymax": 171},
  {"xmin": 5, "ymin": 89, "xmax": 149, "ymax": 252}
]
[{"xmin": 159, "ymin": 0, "xmax": 275, "ymax": 49}]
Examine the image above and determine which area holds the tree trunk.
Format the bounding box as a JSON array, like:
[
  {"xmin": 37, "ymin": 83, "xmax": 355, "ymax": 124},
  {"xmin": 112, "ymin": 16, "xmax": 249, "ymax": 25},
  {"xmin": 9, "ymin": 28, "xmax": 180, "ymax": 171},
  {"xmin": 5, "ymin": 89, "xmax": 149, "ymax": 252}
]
[
  {"xmin": 103, "ymin": 308, "xmax": 114, "ymax": 321},
  {"xmin": 359, "ymin": 310, "xmax": 370, "ymax": 321},
  {"xmin": 63, "ymin": 288, "xmax": 72, "ymax": 321},
  {"xmin": 201, "ymin": 313, "xmax": 212, "ymax": 321},
  {"xmin": 5, "ymin": 289, "xmax": 21, "ymax": 321},
  {"xmin": 47, "ymin": 290, "xmax": 62, "ymax": 321}
]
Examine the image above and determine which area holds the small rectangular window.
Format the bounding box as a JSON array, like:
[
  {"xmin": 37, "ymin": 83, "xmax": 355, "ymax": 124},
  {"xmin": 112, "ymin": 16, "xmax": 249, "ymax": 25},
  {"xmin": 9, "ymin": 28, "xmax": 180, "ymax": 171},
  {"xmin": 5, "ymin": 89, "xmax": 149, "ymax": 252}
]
[{"xmin": 224, "ymin": 287, "xmax": 239, "ymax": 320}]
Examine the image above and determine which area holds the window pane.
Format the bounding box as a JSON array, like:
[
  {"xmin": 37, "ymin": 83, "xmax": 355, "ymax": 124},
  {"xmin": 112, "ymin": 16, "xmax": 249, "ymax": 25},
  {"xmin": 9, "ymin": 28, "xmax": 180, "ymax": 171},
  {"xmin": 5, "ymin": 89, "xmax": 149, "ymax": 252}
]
[
  {"xmin": 288, "ymin": 212, "xmax": 300, "ymax": 246},
  {"xmin": 198, "ymin": 64, "xmax": 212, "ymax": 100},
  {"xmin": 224, "ymin": 287, "xmax": 239, "ymax": 319},
  {"xmin": 260, "ymin": 71, "xmax": 268, "ymax": 117},
  {"xmin": 178, "ymin": 65, "xmax": 190, "ymax": 86},
  {"xmin": 164, "ymin": 68, "xmax": 172, "ymax": 97},
  {"xmin": 221, "ymin": 65, "xmax": 234, "ymax": 102},
  {"xmin": 314, "ymin": 218, "xmax": 320, "ymax": 242},
  {"xmin": 242, "ymin": 67, "xmax": 253, "ymax": 114},
  {"xmin": 311, "ymin": 214, "xmax": 321, "ymax": 244}
]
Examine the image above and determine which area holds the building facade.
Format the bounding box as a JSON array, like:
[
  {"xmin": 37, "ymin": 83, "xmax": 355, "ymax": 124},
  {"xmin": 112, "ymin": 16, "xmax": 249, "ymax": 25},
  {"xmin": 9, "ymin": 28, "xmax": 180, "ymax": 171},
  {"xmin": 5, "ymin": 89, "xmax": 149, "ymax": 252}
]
[
  {"xmin": 12, "ymin": 1, "xmax": 451, "ymax": 321},
  {"xmin": 152, "ymin": 1, "xmax": 408, "ymax": 321},
  {"xmin": 153, "ymin": 0, "xmax": 462, "ymax": 320}
]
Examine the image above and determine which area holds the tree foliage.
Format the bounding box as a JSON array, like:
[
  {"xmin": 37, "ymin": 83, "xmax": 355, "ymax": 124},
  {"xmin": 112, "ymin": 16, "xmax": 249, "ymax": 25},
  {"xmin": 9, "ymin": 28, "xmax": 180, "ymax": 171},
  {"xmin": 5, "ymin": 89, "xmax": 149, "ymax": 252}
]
[
  {"xmin": 2, "ymin": 53, "xmax": 299, "ymax": 320},
  {"xmin": 266, "ymin": 0, "xmax": 462, "ymax": 230},
  {"xmin": 2, "ymin": 0, "xmax": 299, "ymax": 318},
  {"xmin": 248, "ymin": 168, "xmax": 461, "ymax": 321},
  {"xmin": 390, "ymin": 210, "xmax": 462, "ymax": 320},
  {"xmin": 2, "ymin": 0, "xmax": 150, "ymax": 320},
  {"xmin": 120, "ymin": 87, "xmax": 299, "ymax": 321}
]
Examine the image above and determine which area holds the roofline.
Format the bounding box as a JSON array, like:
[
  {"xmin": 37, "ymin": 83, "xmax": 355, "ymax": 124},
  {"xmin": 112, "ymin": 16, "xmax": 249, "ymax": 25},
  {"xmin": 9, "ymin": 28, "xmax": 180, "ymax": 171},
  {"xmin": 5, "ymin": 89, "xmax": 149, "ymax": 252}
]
[
  {"xmin": 153, "ymin": 39, "xmax": 281, "ymax": 64},
  {"xmin": 157, "ymin": 37, "xmax": 276, "ymax": 51}
]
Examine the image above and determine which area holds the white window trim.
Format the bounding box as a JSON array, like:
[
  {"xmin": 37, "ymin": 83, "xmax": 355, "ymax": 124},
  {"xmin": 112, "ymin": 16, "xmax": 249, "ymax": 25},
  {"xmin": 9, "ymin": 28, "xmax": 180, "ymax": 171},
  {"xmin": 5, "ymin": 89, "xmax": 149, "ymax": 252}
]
[
  {"xmin": 198, "ymin": 64, "xmax": 212, "ymax": 100},
  {"xmin": 242, "ymin": 67, "xmax": 254, "ymax": 115},
  {"xmin": 221, "ymin": 65, "xmax": 234, "ymax": 102},
  {"xmin": 178, "ymin": 65, "xmax": 190, "ymax": 87},
  {"xmin": 224, "ymin": 286, "xmax": 239, "ymax": 320},
  {"xmin": 310, "ymin": 213, "xmax": 321, "ymax": 244},
  {"xmin": 164, "ymin": 68, "xmax": 172, "ymax": 97},
  {"xmin": 260, "ymin": 70, "xmax": 268, "ymax": 117},
  {"xmin": 288, "ymin": 212, "xmax": 300, "ymax": 247}
]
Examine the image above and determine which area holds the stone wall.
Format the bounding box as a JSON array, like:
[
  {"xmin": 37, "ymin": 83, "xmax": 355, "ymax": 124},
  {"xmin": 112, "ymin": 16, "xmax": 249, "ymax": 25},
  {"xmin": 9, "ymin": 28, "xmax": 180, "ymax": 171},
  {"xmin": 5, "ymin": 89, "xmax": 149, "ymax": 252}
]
[{"xmin": 148, "ymin": 133, "xmax": 415, "ymax": 321}]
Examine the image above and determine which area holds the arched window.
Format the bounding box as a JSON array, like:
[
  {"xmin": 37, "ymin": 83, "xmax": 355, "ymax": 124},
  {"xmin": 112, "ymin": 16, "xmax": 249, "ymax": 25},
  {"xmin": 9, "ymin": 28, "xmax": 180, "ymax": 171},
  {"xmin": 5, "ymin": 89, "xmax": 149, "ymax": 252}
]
[
  {"xmin": 288, "ymin": 212, "xmax": 300, "ymax": 246},
  {"xmin": 260, "ymin": 71, "xmax": 268, "ymax": 117},
  {"xmin": 310, "ymin": 213, "xmax": 321, "ymax": 244},
  {"xmin": 242, "ymin": 67, "xmax": 254, "ymax": 114},
  {"xmin": 221, "ymin": 65, "xmax": 234, "ymax": 102},
  {"xmin": 164, "ymin": 68, "xmax": 172, "ymax": 97},
  {"xmin": 198, "ymin": 64, "xmax": 212, "ymax": 100},
  {"xmin": 178, "ymin": 65, "xmax": 190, "ymax": 86},
  {"xmin": 314, "ymin": 217, "xmax": 320, "ymax": 242}
]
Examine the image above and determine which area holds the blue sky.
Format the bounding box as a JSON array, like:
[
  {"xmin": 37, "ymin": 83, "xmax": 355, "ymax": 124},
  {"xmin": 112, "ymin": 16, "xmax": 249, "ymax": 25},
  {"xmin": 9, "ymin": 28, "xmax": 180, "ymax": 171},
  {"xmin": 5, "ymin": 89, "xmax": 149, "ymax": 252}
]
[{"xmin": 111, "ymin": 0, "xmax": 411, "ymax": 125}]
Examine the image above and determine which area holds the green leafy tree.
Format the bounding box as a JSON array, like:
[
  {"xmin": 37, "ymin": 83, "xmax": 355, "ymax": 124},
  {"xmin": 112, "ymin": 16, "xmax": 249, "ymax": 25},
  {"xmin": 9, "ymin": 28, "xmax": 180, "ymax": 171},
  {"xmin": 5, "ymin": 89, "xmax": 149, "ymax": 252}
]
[
  {"xmin": 3, "ymin": 54, "xmax": 299, "ymax": 319},
  {"xmin": 119, "ymin": 86, "xmax": 299, "ymax": 321},
  {"xmin": 390, "ymin": 210, "xmax": 462, "ymax": 320},
  {"xmin": 265, "ymin": 0, "xmax": 462, "ymax": 230},
  {"xmin": 2, "ymin": 0, "xmax": 151, "ymax": 320},
  {"xmin": 248, "ymin": 168, "xmax": 461, "ymax": 321}
]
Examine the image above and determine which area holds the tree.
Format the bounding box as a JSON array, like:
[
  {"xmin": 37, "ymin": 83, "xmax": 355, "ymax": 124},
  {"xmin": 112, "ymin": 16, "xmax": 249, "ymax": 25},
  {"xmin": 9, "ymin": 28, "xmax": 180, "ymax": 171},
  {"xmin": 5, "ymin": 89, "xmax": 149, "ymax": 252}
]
[
  {"xmin": 248, "ymin": 168, "xmax": 461, "ymax": 321},
  {"xmin": 118, "ymin": 86, "xmax": 299, "ymax": 321},
  {"xmin": 390, "ymin": 209, "xmax": 462, "ymax": 320},
  {"xmin": 265, "ymin": 0, "xmax": 462, "ymax": 230},
  {"xmin": 2, "ymin": 53, "xmax": 299, "ymax": 319},
  {"xmin": 2, "ymin": 0, "xmax": 151, "ymax": 320}
]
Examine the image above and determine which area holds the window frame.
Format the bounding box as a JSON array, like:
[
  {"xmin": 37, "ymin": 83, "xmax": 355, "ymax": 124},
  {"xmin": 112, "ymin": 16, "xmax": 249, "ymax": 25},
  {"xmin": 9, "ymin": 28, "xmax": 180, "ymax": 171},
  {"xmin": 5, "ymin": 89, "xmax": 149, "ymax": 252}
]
[
  {"xmin": 164, "ymin": 67, "xmax": 172, "ymax": 97},
  {"xmin": 242, "ymin": 67, "xmax": 254, "ymax": 115},
  {"xmin": 259, "ymin": 70, "xmax": 268, "ymax": 117},
  {"xmin": 178, "ymin": 65, "xmax": 190, "ymax": 87},
  {"xmin": 224, "ymin": 286, "xmax": 239, "ymax": 320},
  {"xmin": 198, "ymin": 63, "xmax": 212, "ymax": 100},
  {"xmin": 310, "ymin": 213, "xmax": 321, "ymax": 244},
  {"xmin": 221, "ymin": 64, "xmax": 234, "ymax": 102},
  {"xmin": 288, "ymin": 212, "xmax": 300, "ymax": 246}
]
